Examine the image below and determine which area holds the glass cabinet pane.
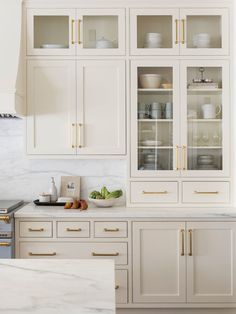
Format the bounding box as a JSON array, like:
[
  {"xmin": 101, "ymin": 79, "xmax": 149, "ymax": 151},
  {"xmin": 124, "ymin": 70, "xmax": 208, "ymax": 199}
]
[
  {"xmin": 186, "ymin": 15, "xmax": 222, "ymax": 49},
  {"xmin": 34, "ymin": 16, "xmax": 70, "ymax": 49},
  {"xmin": 137, "ymin": 66, "xmax": 174, "ymax": 172},
  {"xmin": 82, "ymin": 15, "xmax": 118, "ymax": 49},
  {"xmin": 137, "ymin": 15, "xmax": 173, "ymax": 49},
  {"xmin": 187, "ymin": 66, "xmax": 223, "ymax": 171}
]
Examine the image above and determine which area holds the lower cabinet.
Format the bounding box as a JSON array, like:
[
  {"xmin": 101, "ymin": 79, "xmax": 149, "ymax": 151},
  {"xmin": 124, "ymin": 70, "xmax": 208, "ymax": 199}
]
[{"xmin": 133, "ymin": 221, "xmax": 236, "ymax": 304}]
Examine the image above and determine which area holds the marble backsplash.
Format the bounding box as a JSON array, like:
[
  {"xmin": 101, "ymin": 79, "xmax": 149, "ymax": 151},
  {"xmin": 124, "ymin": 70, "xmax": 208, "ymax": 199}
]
[{"xmin": 0, "ymin": 118, "xmax": 127, "ymax": 204}]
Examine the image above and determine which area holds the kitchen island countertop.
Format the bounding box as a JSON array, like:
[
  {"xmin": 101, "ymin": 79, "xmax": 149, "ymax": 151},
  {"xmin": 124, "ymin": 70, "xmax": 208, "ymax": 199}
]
[{"xmin": 0, "ymin": 259, "xmax": 115, "ymax": 314}]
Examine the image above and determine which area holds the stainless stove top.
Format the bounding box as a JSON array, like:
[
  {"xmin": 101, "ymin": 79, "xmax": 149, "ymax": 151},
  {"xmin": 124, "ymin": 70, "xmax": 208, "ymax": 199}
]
[{"xmin": 0, "ymin": 200, "xmax": 23, "ymax": 214}]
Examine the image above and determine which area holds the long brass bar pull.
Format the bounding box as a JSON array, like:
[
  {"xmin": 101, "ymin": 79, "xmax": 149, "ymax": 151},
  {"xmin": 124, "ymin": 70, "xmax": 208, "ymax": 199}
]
[
  {"xmin": 72, "ymin": 123, "xmax": 76, "ymax": 148},
  {"xmin": 188, "ymin": 229, "xmax": 193, "ymax": 256},
  {"xmin": 142, "ymin": 191, "xmax": 168, "ymax": 195},
  {"xmin": 182, "ymin": 145, "xmax": 187, "ymax": 170},
  {"xmin": 181, "ymin": 229, "xmax": 185, "ymax": 256},
  {"xmin": 181, "ymin": 19, "xmax": 185, "ymax": 44},
  {"xmin": 0, "ymin": 216, "xmax": 10, "ymax": 223},
  {"xmin": 29, "ymin": 252, "xmax": 56, "ymax": 256},
  {"xmin": 175, "ymin": 19, "xmax": 179, "ymax": 44},
  {"xmin": 92, "ymin": 252, "xmax": 119, "ymax": 257},
  {"xmin": 176, "ymin": 145, "xmax": 180, "ymax": 170},
  {"xmin": 77, "ymin": 123, "xmax": 83, "ymax": 148},
  {"xmin": 66, "ymin": 228, "xmax": 82, "ymax": 232},
  {"xmin": 194, "ymin": 191, "xmax": 219, "ymax": 195},
  {"xmin": 0, "ymin": 242, "xmax": 11, "ymax": 247},
  {"xmin": 71, "ymin": 19, "xmax": 75, "ymax": 44},
  {"xmin": 28, "ymin": 228, "xmax": 44, "ymax": 232},
  {"xmin": 78, "ymin": 19, "xmax": 82, "ymax": 44},
  {"xmin": 104, "ymin": 228, "xmax": 120, "ymax": 232}
]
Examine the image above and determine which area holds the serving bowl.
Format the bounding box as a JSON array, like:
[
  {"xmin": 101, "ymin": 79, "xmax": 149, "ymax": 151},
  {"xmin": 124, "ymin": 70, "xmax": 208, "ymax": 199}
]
[
  {"xmin": 88, "ymin": 197, "xmax": 119, "ymax": 208},
  {"xmin": 139, "ymin": 74, "xmax": 162, "ymax": 89}
]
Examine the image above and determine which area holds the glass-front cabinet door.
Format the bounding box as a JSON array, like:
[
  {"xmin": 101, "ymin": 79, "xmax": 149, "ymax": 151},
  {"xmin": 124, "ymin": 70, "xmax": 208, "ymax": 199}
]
[
  {"xmin": 77, "ymin": 9, "xmax": 125, "ymax": 55},
  {"xmin": 181, "ymin": 60, "xmax": 230, "ymax": 177},
  {"xmin": 131, "ymin": 61, "xmax": 180, "ymax": 177},
  {"xmin": 180, "ymin": 9, "xmax": 229, "ymax": 55},
  {"xmin": 27, "ymin": 9, "xmax": 76, "ymax": 56},
  {"xmin": 130, "ymin": 9, "xmax": 179, "ymax": 55}
]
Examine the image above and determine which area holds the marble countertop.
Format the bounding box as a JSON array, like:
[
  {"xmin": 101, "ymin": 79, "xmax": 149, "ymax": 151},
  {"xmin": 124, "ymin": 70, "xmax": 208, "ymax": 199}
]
[
  {"xmin": 0, "ymin": 259, "xmax": 115, "ymax": 314},
  {"xmin": 14, "ymin": 203, "xmax": 236, "ymax": 219}
]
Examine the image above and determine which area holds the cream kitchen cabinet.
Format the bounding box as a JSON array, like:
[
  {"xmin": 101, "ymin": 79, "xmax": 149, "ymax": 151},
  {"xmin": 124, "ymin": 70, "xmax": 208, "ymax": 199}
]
[
  {"xmin": 27, "ymin": 59, "xmax": 126, "ymax": 155},
  {"xmin": 130, "ymin": 8, "xmax": 229, "ymax": 56},
  {"xmin": 132, "ymin": 221, "xmax": 236, "ymax": 304},
  {"xmin": 27, "ymin": 8, "xmax": 125, "ymax": 56}
]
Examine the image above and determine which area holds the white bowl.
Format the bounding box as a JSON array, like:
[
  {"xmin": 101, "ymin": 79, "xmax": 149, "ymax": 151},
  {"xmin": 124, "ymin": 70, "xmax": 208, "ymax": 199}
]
[
  {"xmin": 139, "ymin": 74, "xmax": 162, "ymax": 89},
  {"xmin": 145, "ymin": 32, "xmax": 162, "ymax": 39},
  {"xmin": 88, "ymin": 197, "xmax": 118, "ymax": 208}
]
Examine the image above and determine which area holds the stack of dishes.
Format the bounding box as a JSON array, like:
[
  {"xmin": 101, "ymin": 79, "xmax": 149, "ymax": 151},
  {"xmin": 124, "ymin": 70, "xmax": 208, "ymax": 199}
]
[
  {"xmin": 193, "ymin": 33, "xmax": 211, "ymax": 48},
  {"xmin": 144, "ymin": 33, "xmax": 162, "ymax": 48},
  {"xmin": 197, "ymin": 155, "xmax": 217, "ymax": 170},
  {"xmin": 142, "ymin": 154, "xmax": 162, "ymax": 170}
]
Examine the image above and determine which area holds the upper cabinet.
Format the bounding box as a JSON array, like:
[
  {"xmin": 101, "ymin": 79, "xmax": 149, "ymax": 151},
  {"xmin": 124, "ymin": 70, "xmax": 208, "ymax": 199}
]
[
  {"xmin": 27, "ymin": 8, "xmax": 125, "ymax": 56},
  {"xmin": 130, "ymin": 8, "xmax": 229, "ymax": 56}
]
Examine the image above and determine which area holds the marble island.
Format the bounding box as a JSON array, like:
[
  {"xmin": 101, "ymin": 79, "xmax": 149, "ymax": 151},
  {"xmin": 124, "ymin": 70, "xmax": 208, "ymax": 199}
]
[
  {"xmin": 15, "ymin": 203, "xmax": 236, "ymax": 219},
  {"xmin": 0, "ymin": 259, "xmax": 115, "ymax": 314}
]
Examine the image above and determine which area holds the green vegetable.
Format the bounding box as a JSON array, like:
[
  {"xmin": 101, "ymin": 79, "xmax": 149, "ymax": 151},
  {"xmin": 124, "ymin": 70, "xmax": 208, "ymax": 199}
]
[
  {"xmin": 96, "ymin": 194, "xmax": 103, "ymax": 199},
  {"xmin": 89, "ymin": 191, "xmax": 102, "ymax": 199},
  {"xmin": 106, "ymin": 190, "xmax": 123, "ymax": 199},
  {"xmin": 101, "ymin": 186, "xmax": 110, "ymax": 199}
]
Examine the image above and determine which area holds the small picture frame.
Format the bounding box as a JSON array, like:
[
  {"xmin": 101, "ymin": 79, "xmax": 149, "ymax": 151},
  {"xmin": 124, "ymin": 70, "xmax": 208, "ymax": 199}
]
[{"xmin": 60, "ymin": 176, "xmax": 81, "ymax": 199}]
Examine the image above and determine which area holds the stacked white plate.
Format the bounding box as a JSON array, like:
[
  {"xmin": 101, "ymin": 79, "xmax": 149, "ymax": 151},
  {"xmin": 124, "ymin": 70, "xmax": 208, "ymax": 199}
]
[{"xmin": 144, "ymin": 33, "xmax": 162, "ymax": 48}]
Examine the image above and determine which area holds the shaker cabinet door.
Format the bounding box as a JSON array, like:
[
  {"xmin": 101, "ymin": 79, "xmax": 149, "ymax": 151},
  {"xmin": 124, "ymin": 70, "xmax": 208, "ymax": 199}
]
[
  {"xmin": 133, "ymin": 222, "xmax": 186, "ymax": 303},
  {"xmin": 76, "ymin": 60, "xmax": 126, "ymax": 154},
  {"xmin": 187, "ymin": 222, "xmax": 236, "ymax": 303},
  {"xmin": 27, "ymin": 60, "xmax": 76, "ymax": 154}
]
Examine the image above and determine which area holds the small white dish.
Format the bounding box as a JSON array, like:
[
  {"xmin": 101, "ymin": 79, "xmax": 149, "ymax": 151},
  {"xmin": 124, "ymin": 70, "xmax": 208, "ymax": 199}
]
[
  {"xmin": 88, "ymin": 197, "xmax": 118, "ymax": 208},
  {"xmin": 39, "ymin": 194, "xmax": 51, "ymax": 202}
]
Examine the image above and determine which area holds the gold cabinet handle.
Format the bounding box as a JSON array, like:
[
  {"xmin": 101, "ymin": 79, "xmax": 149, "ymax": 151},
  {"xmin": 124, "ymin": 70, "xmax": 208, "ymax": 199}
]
[
  {"xmin": 71, "ymin": 19, "xmax": 75, "ymax": 44},
  {"xmin": 181, "ymin": 19, "xmax": 185, "ymax": 44},
  {"xmin": 66, "ymin": 228, "xmax": 82, "ymax": 232},
  {"xmin": 72, "ymin": 123, "xmax": 76, "ymax": 148},
  {"xmin": 29, "ymin": 252, "xmax": 56, "ymax": 257},
  {"xmin": 77, "ymin": 123, "xmax": 83, "ymax": 148},
  {"xmin": 115, "ymin": 285, "xmax": 119, "ymax": 290},
  {"xmin": 104, "ymin": 228, "xmax": 120, "ymax": 232},
  {"xmin": 188, "ymin": 229, "xmax": 193, "ymax": 256},
  {"xmin": 142, "ymin": 190, "xmax": 167, "ymax": 195},
  {"xmin": 78, "ymin": 19, "xmax": 82, "ymax": 44},
  {"xmin": 194, "ymin": 191, "xmax": 219, "ymax": 195},
  {"xmin": 28, "ymin": 228, "xmax": 44, "ymax": 232},
  {"xmin": 0, "ymin": 216, "xmax": 10, "ymax": 223},
  {"xmin": 0, "ymin": 242, "xmax": 11, "ymax": 247},
  {"xmin": 175, "ymin": 19, "xmax": 179, "ymax": 44},
  {"xmin": 181, "ymin": 229, "xmax": 185, "ymax": 256},
  {"xmin": 92, "ymin": 252, "xmax": 119, "ymax": 257},
  {"xmin": 176, "ymin": 145, "xmax": 180, "ymax": 170},
  {"xmin": 182, "ymin": 145, "xmax": 187, "ymax": 170}
]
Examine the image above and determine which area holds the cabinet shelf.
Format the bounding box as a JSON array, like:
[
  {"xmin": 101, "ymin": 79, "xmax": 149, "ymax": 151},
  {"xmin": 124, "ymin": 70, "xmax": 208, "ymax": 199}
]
[
  {"xmin": 188, "ymin": 119, "xmax": 222, "ymax": 122},
  {"xmin": 187, "ymin": 88, "xmax": 222, "ymax": 93},
  {"xmin": 138, "ymin": 119, "xmax": 173, "ymax": 122},
  {"xmin": 188, "ymin": 146, "xmax": 222, "ymax": 149},
  {"xmin": 138, "ymin": 88, "xmax": 173, "ymax": 94},
  {"xmin": 138, "ymin": 146, "xmax": 173, "ymax": 149}
]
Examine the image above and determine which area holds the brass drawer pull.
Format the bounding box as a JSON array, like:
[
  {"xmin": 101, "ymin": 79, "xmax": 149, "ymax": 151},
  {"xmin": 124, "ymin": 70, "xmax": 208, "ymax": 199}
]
[
  {"xmin": 92, "ymin": 252, "xmax": 119, "ymax": 257},
  {"xmin": 0, "ymin": 242, "xmax": 11, "ymax": 247},
  {"xmin": 0, "ymin": 216, "xmax": 10, "ymax": 223},
  {"xmin": 142, "ymin": 190, "xmax": 167, "ymax": 195},
  {"xmin": 77, "ymin": 123, "xmax": 83, "ymax": 148},
  {"xmin": 115, "ymin": 285, "xmax": 119, "ymax": 290},
  {"xmin": 28, "ymin": 228, "xmax": 44, "ymax": 232},
  {"xmin": 181, "ymin": 229, "xmax": 185, "ymax": 256},
  {"xmin": 175, "ymin": 19, "xmax": 179, "ymax": 44},
  {"xmin": 29, "ymin": 252, "xmax": 56, "ymax": 256},
  {"xmin": 72, "ymin": 123, "xmax": 76, "ymax": 148},
  {"xmin": 78, "ymin": 19, "xmax": 82, "ymax": 44},
  {"xmin": 71, "ymin": 19, "xmax": 75, "ymax": 44},
  {"xmin": 181, "ymin": 19, "xmax": 185, "ymax": 44},
  {"xmin": 104, "ymin": 228, "xmax": 120, "ymax": 232},
  {"xmin": 66, "ymin": 228, "xmax": 82, "ymax": 232},
  {"xmin": 188, "ymin": 229, "xmax": 193, "ymax": 256},
  {"xmin": 176, "ymin": 145, "xmax": 180, "ymax": 170},
  {"xmin": 194, "ymin": 191, "xmax": 219, "ymax": 195},
  {"xmin": 182, "ymin": 145, "xmax": 187, "ymax": 170}
]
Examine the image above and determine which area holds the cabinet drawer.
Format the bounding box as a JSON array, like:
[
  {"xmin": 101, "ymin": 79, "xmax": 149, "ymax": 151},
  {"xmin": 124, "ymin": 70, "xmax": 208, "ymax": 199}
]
[
  {"xmin": 115, "ymin": 270, "xmax": 128, "ymax": 304},
  {"xmin": 130, "ymin": 181, "xmax": 178, "ymax": 203},
  {"xmin": 20, "ymin": 221, "xmax": 52, "ymax": 238},
  {"xmin": 94, "ymin": 222, "xmax": 127, "ymax": 238},
  {"xmin": 182, "ymin": 181, "xmax": 230, "ymax": 204},
  {"xmin": 57, "ymin": 221, "xmax": 90, "ymax": 238},
  {"xmin": 19, "ymin": 242, "xmax": 128, "ymax": 265}
]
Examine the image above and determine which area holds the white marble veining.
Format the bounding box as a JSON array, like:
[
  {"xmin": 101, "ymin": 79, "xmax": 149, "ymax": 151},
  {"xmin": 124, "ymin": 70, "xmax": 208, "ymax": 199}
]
[
  {"xmin": 15, "ymin": 203, "xmax": 236, "ymax": 219},
  {"xmin": 0, "ymin": 118, "xmax": 126, "ymax": 204},
  {"xmin": 0, "ymin": 259, "xmax": 115, "ymax": 314}
]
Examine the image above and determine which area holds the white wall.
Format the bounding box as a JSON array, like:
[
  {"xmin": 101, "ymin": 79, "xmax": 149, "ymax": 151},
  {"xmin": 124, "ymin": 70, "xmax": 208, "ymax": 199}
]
[{"xmin": 0, "ymin": 118, "xmax": 126, "ymax": 203}]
